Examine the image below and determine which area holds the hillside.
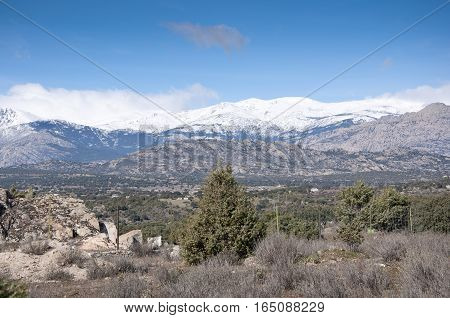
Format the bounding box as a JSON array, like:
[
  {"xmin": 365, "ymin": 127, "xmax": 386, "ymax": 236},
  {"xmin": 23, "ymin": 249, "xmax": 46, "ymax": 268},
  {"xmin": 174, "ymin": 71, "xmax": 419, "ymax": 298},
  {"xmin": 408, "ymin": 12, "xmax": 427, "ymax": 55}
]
[{"xmin": 304, "ymin": 103, "xmax": 450, "ymax": 156}]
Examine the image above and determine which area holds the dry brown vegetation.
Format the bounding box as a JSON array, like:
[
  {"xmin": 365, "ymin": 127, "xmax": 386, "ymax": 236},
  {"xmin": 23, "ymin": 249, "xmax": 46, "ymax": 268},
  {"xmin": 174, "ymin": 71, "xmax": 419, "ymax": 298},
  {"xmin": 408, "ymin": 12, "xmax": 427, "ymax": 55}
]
[
  {"xmin": 21, "ymin": 240, "xmax": 50, "ymax": 255},
  {"xmin": 21, "ymin": 232, "xmax": 449, "ymax": 298}
]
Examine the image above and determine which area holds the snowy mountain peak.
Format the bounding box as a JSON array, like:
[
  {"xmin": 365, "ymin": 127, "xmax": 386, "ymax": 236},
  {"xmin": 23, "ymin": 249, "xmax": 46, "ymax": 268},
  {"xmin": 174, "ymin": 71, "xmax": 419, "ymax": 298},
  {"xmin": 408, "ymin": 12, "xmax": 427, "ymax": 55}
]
[
  {"xmin": 2, "ymin": 96, "xmax": 427, "ymax": 134},
  {"xmin": 0, "ymin": 107, "xmax": 41, "ymax": 129},
  {"xmin": 97, "ymin": 97, "xmax": 423, "ymax": 133}
]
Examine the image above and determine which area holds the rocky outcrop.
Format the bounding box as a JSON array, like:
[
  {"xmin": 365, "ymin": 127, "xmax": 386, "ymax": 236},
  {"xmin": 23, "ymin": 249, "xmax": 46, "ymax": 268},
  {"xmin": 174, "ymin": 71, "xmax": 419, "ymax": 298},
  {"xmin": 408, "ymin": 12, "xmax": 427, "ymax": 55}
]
[
  {"xmin": 119, "ymin": 230, "xmax": 143, "ymax": 249},
  {"xmin": 79, "ymin": 233, "xmax": 115, "ymax": 251},
  {"xmin": 99, "ymin": 221, "xmax": 118, "ymax": 245},
  {"xmin": 303, "ymin": 103, "xmax": 450, "ymax": 156},
  {"xmin": 0, "ymin": 189, "xmax": 128, "ymax": 253},
  {"xmin": 3, "ymin": 193, "xmax": 101, "ymax": 242}
]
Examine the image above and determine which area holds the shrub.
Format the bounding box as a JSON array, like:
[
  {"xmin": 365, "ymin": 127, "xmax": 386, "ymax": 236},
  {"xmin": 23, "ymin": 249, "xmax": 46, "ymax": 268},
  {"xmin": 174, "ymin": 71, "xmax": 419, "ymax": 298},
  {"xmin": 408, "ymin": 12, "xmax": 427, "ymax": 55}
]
[
  {"xmin": 409, "ymin": 195, "xmax": 450, "ymax": 233},
  {"xmin": 202, "ymin": 250, "xmax": 240, "ymax": 267},
  {"xmin": 105, "ymin": 274, "xmax": 148, "ymax": 298},
  {"xmin": 87, "ymin": 261, "xmax": 117, "ymax": 279},
  {"xmin": 255, "ymin": 233, "xmax": 329, "ymax": 266},
  {"xmin": 361, "ymin": 232, "xmax": 407, "ymax": 262},
  {"xmin": 180, "ymin": 166, "xmax": 265, "ymax": 264},
  {"xmin": 266, "ymin": 261, "xmax": 303, "ymax": 291},
  {"xmin": 112, "ymin": 257, "xmax": 138, "ymax": 274},
  {"xmin": 336, "ymin": 223, "xmax": 364, "ymax": 249},
  {"xmin": 366, "ymin": 187, "xmax": 410, "ymax": 231},
  {"xmin": 400, "ymin": 233, "xmax": 449, "ymax": 297},
  {"xmin": 46, "ymin": 268, "xmax": 74, "ymax": 281},
  {"xmin": 58, "ymin": 249, "xmax": 88, "ymax": 268},
  {"xmin": 155, "ymin": 267, "xmax": 181, "ymax": 285},
  {"xmin": 21, "ymin": 240, "xmax": 50, "ymax": 255},
  {"xmin": 0, "ymin": 278, "xmax": 27, "ymax": 297},
  {"xmin": 161, "ymin": 264, "xmax": 281, "ymax": 297},
  {"xmin": 335, "ymin": 181, "xmax": 374, "ymax": 247},
  {"xmin": 296, "ymin": 262, "xmax": 391, "ymax": 297},
  {"xmin": 0, "ymin": 242, "xmax": 19, "ymax": 253},
  {"xmin": 130, "ymin": 242, "xmax": 156, "ymax": 258},
  {"xmin": 265, "ymin": 212, "xmax": 320, "ymax": 240}
]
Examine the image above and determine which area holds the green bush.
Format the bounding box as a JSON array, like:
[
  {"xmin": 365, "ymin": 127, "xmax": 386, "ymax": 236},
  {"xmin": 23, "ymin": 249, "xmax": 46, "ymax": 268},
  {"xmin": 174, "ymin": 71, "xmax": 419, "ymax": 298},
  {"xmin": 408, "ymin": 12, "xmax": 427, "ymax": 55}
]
[
  {"xmin": 366, "ymin": 187, "xmax": 410, "ymax": 231},
  {"xmin": 263, "ymin": 212, "xmax": 320, "ymax": 240},
  {"xmin": 335, "ymin": 181, "xmax": 373, "ymax": 246},
  {"xmin": 0, "ymin": 278, "xmax": 26, "ymax": 297},
  {"xmin": 409, "ymin": 195, "xmax": 449, "ymax": 233},
  {"xmin": 180, "ymin": 166, "xmax": 265, "ymax": 265}
]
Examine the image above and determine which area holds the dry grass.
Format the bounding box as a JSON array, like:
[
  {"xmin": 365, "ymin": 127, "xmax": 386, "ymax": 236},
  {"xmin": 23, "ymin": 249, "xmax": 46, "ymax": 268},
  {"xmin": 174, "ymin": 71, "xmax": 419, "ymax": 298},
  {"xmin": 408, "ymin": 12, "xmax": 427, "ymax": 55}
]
[
  {"xmin": 155, "ymin": 267, "xmax": 180, "ymax": 285},
  {"xmin": 105, "ymin": 274, "xmax": 148, "ymax": 298},
  {"xmin": 0, "ymin": 242, "xmax": 19, "ymax": 253},
  {"xmin": 399, "ymin": 233, "xmax": 449, "ymax": 297},
  {"xmin": 361, "ymin": 232, "xmax": 408, "ymax": 262},
  {"xmin": 161, "ymin": 262, "xmax": 281, "ymax": 297},
  {"xmin": 295, "ymin": 262, "xmax": 391, "ymax": 297},
  {"xmin": 130, "ymin": 243, "xmax": 157, "ymax": 258},
  {"xmin": 46, "ymin": 268, "xmax": 74, "ymax": 282},
  {"xmin": 255, "ymin": 233, "xmax": 329, "ymax": 267},
  {"xmin": 86, "ymin": 256, "xmax": 153, "ymax": 280},
  {"xmin": 57, "ymin": 249, "xmax": 88, "ymax": 268},
  {"xmin": 21, "ymin": 240, "xmax": 50, "ymax": 255}
]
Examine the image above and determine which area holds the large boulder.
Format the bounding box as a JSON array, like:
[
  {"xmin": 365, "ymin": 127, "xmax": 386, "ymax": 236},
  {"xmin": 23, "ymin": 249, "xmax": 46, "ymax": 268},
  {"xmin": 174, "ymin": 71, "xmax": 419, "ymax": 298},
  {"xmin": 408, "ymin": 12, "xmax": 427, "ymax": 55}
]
[
  {"xmin": 147, "ymin": 236, "xmax": 162, "ymax": 249},
  {"xmin": 99, "ymin": 221, "xmax": 118, "ymax": 245},
  {"xmin": 79, "ymin": 233, "xmax": 115, "ymax": 251},
  {"xmin": 119, "ymin": 230, "xmax": 143, "ymax": 249}
]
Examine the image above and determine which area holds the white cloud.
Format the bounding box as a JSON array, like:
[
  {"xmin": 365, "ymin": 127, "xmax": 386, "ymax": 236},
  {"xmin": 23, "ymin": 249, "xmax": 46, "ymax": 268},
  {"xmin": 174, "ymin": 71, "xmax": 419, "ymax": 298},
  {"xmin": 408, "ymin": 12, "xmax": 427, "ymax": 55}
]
[
  {"xmin": 165, "ymin": 22, "xmax": 247, "ymax": 52},
  {"xmin": 0, "ymin": 83, "xmax": 218, "ymax": 127},
  {"xmin": 372, "ymin": 83, "xmax": 450, "ymax": 109}
]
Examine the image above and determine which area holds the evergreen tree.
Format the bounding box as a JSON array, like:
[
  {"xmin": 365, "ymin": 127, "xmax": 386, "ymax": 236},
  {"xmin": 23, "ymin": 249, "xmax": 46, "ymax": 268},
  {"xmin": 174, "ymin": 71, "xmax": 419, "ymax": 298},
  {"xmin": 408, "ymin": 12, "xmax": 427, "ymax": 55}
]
[
  {"xmin": 367, "ymin": 187, "xmax": 410, "ymax": 231},
  {"xmin": 180, "ymin": 166, "xmax": 264, "ymax": 264},
  {"xmin": 335, "ymin": 181, "xmax": 374, "ymax": 247}
]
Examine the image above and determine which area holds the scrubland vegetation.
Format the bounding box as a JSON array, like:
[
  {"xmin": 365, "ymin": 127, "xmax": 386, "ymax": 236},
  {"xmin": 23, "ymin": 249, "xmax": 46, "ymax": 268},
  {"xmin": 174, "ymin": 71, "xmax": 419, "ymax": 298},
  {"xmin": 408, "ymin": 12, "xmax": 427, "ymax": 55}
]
[{"xmin": 1, "ymin": 166, "xmax": 448, "ymax": 298}]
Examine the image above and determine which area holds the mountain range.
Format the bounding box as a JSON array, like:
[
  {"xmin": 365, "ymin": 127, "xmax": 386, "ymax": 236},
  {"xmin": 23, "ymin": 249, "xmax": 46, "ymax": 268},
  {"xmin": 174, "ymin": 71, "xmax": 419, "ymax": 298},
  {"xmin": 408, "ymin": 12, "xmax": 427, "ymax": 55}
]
[{"xmin": 0, "ymin": 99, "xmax": 449, "ymax": 180}]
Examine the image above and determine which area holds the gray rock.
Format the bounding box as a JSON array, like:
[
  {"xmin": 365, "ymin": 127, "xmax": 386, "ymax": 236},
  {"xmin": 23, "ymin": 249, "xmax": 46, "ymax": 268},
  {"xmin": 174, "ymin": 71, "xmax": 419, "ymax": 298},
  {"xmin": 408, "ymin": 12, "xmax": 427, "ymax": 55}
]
[
  {"xmin": 119, "ymin": 230, "xmax": 143, "ymax": 249},
  {"xmin": 99, "ymin": 221, "xmax": 118, "ymax": 245},
  {"xmin": 170, "ymin": 245, "xmax": 180, "ymax": 260},
  {"xmin": 147, "ymin": 236, "xmax": 162, "ymax": 249}
]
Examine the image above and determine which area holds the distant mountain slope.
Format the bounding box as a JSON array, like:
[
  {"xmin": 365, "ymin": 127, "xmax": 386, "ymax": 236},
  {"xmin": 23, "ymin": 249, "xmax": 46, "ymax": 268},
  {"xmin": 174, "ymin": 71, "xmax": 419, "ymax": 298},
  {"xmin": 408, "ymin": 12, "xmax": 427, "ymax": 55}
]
[
  {"xmin": 0, "ymin": 102, "xmax": 447, "ymax": 169},
  {"xmin": 92, "ymin": 139, "xmax": 449, "ymax": 177},
  {"xmin": 0, "ymin": 120, "xmax": 143, "ymax": 167},
  {"xmin": 303, "ymin": 103, "xmax": 450, "ymax": 156}
]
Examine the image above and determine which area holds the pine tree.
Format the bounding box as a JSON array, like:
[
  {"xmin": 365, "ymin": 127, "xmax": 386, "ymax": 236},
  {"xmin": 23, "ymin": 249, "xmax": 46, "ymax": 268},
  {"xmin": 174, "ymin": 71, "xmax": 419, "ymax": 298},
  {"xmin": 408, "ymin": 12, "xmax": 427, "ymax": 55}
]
[
  {"xmin": 335, "ymin": 181, "xmax": 374, "ymax": 247},
  {"xmin": 180, "ymin": 165, "xmax": 264, "ymax": 264}
]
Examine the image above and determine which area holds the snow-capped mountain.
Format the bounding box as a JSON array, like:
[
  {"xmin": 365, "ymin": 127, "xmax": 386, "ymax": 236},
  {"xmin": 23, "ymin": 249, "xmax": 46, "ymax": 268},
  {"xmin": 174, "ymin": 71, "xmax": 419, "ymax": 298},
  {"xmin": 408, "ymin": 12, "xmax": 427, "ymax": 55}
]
[
  {"xmin": 0, "ymin": 98, "xmax": 444, "ymax": 169},
  {"xmin": 3, "ymin": 97, "xmax": 423, "ymax": 134},
  {"xmin": 98, "ymin": 97, "xmax": 421, "ymax": 133},
  {"xmin": 0, "ymin": 107, "xmax": 41, "ymax": 129}
]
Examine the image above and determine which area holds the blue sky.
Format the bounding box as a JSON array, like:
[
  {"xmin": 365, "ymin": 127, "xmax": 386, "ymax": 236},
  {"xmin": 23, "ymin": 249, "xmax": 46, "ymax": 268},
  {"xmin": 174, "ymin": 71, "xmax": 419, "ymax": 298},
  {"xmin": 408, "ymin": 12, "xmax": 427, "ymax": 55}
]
[{"xmin": 0, "ymin": 0, "xmax": 449, "ymax": 105}]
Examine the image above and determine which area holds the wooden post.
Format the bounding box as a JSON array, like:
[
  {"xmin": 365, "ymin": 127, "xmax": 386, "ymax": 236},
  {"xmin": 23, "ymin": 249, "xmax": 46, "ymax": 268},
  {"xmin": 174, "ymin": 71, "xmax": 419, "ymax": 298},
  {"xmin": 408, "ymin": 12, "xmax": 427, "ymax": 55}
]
[
  {"xmin": 409, "ymin": 207, "xmax": 413, "ymax": 233},
  {"xmin": 116, "ymin": 205, "xmax": 120, "ymax": 251},
  {"xmin": 276, "ymin": 193, "xmax": 280, "ymax": 233}
]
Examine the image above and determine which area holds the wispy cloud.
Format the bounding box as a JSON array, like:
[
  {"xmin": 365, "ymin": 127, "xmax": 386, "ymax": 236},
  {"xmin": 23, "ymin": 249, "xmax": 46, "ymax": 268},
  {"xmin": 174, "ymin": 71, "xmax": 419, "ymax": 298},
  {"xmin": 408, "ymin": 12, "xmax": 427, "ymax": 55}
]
[
  {"xmin": 382, "ymin": 57, "xmax": 393, "ymax": 69},
  {"xmin": 165, "ymin": 22, "xmax": 247, "ymax": 52}
]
